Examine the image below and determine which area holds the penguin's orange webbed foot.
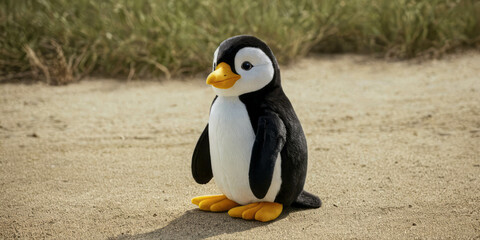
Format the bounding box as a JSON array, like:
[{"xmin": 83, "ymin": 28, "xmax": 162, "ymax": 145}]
[
  {"xmin": 228, "ymin": 202, "xmax": 283, "ymax": 222},
  {"xmin": 192, "ymin": 195, "xmax": 239, "ymax": 212}
]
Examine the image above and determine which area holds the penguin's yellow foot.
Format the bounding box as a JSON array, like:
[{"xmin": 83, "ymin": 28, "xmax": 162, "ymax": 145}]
[
  {"xmin": 228, "ymin": 202, "xmax": 283, "ymax": 222},
  {"xmin": 191, "ymin": 195, "xmax": 239, "ymax": 212}
]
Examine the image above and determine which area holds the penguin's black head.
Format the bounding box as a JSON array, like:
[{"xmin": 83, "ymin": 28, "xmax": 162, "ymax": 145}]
[{"xmin": 206, "ymin": 35, "xmax": 280, "ymax": 96}]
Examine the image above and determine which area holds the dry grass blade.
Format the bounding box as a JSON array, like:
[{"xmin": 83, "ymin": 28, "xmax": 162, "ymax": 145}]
[
  {"xmin": 50, "ymin": 40, "xmax": 74, "ymax": 85},
  {"xmin": 24, "ymin": 45, "xmax": 51, "ymax": 84},
  {"xmin": 142, "ymin": 58, "xmax": 171, "ymax": 80}
]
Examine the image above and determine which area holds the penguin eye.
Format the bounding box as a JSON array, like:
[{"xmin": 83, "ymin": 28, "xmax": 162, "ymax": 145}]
[{"xmin": 241, "ymin": 61, "xmax": 253, "ymax": 71}]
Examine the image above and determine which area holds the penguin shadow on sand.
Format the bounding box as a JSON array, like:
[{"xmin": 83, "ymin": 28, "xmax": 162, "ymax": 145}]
[{"xmin": 112, "ymin": 207, "xmax": 306, "ymax": 240}]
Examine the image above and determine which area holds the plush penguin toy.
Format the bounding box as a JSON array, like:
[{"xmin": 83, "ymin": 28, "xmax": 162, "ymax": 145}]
[{"xmin": 191, "ymin": 35, "xmax": 321, "ymax": 222}]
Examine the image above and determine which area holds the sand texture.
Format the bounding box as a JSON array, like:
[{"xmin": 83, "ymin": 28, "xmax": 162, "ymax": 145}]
[{"xmin": 1, "ymin": 53, "xmax": 479, "ymax": 239}]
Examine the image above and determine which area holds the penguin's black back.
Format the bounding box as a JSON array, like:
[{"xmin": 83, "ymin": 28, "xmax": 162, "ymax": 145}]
[{"xmin": 239, "ymin": 75, "xmax": 308, "ymax": 207}]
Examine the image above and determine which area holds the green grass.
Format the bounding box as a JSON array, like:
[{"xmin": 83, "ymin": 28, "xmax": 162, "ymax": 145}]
[{"xmin": 1, "ymin": 0, "xmax": 479, "ymax": 84}]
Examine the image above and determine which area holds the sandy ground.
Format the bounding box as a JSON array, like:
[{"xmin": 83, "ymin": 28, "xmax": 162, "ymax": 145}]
[{"xmin": 1, "ymin": 52, "xmax": 479, "ymax": 239}]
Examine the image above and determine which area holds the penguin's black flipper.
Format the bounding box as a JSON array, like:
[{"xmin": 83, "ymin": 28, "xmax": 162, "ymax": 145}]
[
  {"xmin": 191, "ymin": 124, "xmax": 213, "ymax": 184},
  {"xmin": 249, "ymin": 111, "xmax": 286, "ymax": 199},
  {"xmin": 291, "ymin": 190, "xmax": 322, "ymax": 208}
]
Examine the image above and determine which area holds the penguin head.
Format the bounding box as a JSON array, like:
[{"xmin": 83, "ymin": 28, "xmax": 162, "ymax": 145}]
[{"xmin": 206, "ymin": 35, "xmax": 280, "ymax": 97}]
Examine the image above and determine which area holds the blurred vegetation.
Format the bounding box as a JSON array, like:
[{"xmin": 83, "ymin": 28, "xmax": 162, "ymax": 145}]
[{"xmin": 1, "ymin": 0, "xmax": 479, "ymax": 84}]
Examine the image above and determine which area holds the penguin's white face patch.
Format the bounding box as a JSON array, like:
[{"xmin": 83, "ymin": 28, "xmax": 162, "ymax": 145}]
[{"xmin": 213, "ymin": 47, "xmax": 274, "ymax": 96}]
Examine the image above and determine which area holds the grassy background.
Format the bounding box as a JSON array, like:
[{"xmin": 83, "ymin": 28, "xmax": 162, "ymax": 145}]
[{"xmin": 1, "ymin": 0, "xmax": 479, "ymax": 84}]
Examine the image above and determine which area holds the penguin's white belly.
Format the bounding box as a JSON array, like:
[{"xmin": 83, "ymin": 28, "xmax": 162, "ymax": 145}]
[{"xmin": 209, "ymin": 96, "xmax": 282, "ymax": 205}]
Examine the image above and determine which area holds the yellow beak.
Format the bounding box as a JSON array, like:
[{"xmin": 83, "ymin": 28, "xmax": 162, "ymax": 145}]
[{"xmin": 206, "ymin": 62, "xmax": 241, "ymax": 89}]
